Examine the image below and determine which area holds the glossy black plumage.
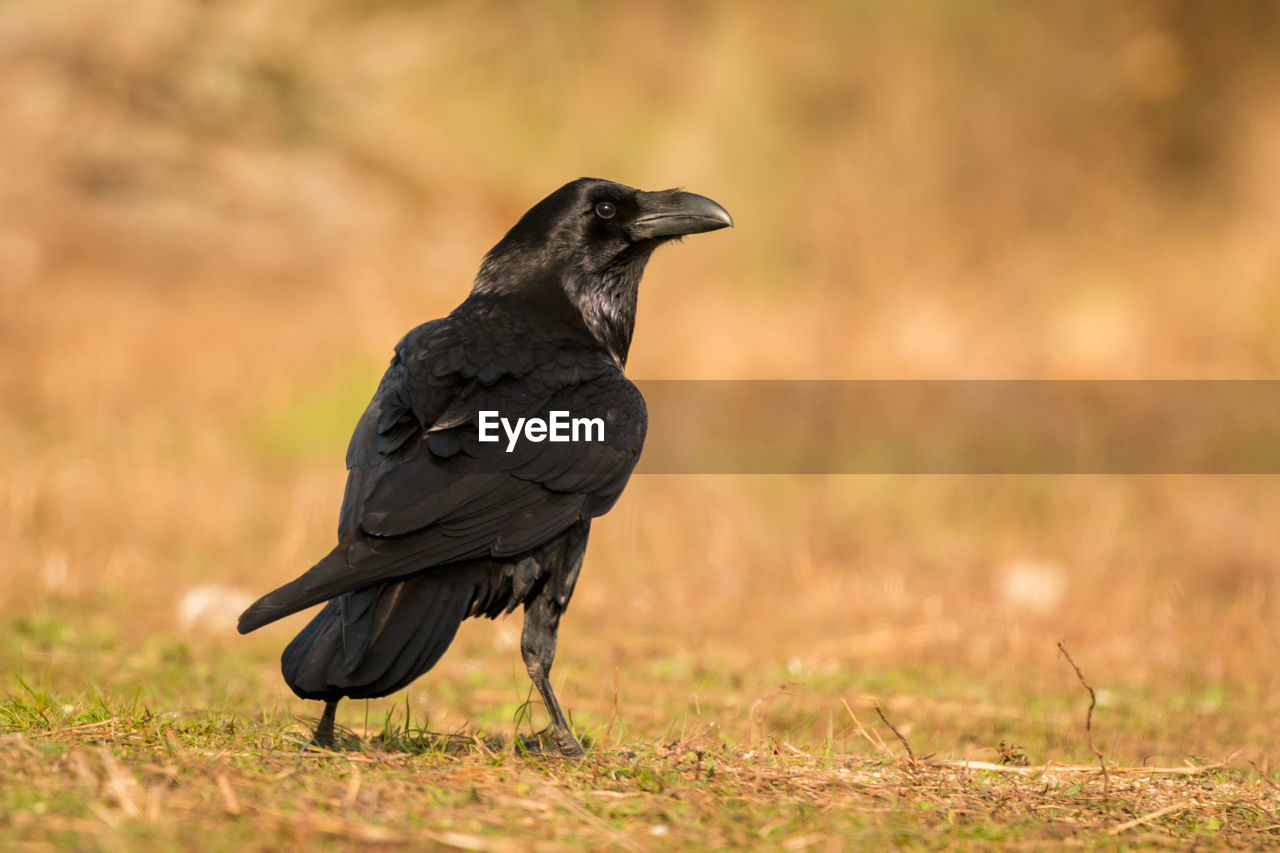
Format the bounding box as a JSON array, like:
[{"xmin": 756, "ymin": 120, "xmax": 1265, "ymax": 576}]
[{"xmin": 238, "ymin": 178, "xmax": 731, "ymax": 752}]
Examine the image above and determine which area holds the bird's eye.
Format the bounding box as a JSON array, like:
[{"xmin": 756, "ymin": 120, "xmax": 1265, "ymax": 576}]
[{"xmin": 594, "ymin": 202, "xmax": 616, "ymax": 220}]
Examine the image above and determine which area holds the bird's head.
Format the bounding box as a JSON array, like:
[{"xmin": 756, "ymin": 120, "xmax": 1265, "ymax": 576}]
[{"xmin": 474, "ymin": 178, "xmax": 732, "ymax": 365}]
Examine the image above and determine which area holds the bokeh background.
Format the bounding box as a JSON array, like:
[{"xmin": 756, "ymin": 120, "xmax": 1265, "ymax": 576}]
[{"xmin": 4, "ymin": 1, "xmax": 1280, "ymax": 761}]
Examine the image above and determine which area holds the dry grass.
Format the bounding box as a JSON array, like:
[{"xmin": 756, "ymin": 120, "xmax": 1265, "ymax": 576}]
[
  {"xmin": 4, "ymin": 698, "xmax": 1280, "ymax": 850},
  {"xmin": 4, "ymin": 1, "xmax": 1280, "ymax": 848}
]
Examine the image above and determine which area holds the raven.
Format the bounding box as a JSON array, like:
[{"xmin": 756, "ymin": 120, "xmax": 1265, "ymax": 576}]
[{"xmin": 238, "ymin": 178, "xmax": 732, "ymax": 753}]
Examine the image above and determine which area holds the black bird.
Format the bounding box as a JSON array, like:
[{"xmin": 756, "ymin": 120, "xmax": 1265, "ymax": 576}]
[{"xmin": 238, "ymin": 178, "xmax": 731, "ymax": 753}]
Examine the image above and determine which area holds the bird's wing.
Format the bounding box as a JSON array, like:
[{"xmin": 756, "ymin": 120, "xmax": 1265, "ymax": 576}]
[{"xmin": 237, "ymin": 321, "xmax": 645, "ymax": 633}]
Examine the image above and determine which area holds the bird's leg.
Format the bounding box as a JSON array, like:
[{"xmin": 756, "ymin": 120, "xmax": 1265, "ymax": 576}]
[
  {"xmin": 312, "ymin": 699, "xmax": 339, "ymax": 749},
  {"xmin": 521, "ymin": 593, "xmax": 585, "ymax": 757}
]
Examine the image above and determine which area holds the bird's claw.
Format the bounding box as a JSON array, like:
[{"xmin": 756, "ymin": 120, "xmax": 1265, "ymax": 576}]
[
  {"xmin": 552, "ymin": 732, "xmax": 586, "ymax": 758},
  {"xmin": 520, "ymin": 729, "xmax": 586, "ymax": 758}
]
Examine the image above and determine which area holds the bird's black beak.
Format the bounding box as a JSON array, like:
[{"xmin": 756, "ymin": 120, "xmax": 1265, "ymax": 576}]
[{"xmin": 629, "ymin": 191, "xmax": 733, "ymax": 241}]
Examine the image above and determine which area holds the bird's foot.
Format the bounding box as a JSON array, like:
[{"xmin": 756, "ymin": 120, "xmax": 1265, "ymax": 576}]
[
  {"xmin": 551, "ymin": 729, "xmax": 586, "ymax": 758},
  {"xmin": 305, "ymin": 728, "xmax": 336, "ymax": 752},
  {"xmin": 305, "ymin": 701, "xmax": 338, "ymax": 751},
  {"xmin": 519, "ymin": 728, "xmax": 586, "ymax": 758},
  {"xmin": 308, "ymin": 732, "xmax": 335, "ymax": 750}
]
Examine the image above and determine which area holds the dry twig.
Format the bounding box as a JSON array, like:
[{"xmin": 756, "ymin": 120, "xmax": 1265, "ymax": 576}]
[
  {"xmin": 927, "ymin": 759, "xmax": 1225, "ymax": 776},
  {"xmin": 603, "ymin": 666, "xmax": 620, "ymax": 747},
  {"xmin": 1250, "ymin": 760, "xmax": 1280, "ymax": 794},
  {"xmin": 1107, "ymin": 801, "xmax": 1191, "ymax": 835},
  {"xmin": 874, "ymin": 703, "xmax": 915, "ymax": 764},
  {"xmin": 1057, "ymin": 641, "xmax": 1109, "ymax": 794},
  {"xmin": 841, "ymin": 699, "xmax": 893, "ymax": 758}
]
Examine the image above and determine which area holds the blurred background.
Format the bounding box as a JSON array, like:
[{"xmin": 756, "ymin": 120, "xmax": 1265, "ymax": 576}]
[{"xmin": 3, "ymin": 1, "xmax": 1279, "ymax": 759}]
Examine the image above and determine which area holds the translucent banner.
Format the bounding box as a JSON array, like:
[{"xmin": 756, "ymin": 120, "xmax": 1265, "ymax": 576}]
[{"xmin": 632, "ymin": 381, "xmax": 1280, "ymax": 474}]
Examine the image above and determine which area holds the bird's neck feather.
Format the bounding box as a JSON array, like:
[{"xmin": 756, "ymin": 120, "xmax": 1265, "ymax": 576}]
[
  {"xmin": 473, "ymin": 245, "xmax": 651, "ymax": 368},
  {"xmin": 562, "ymin": 258, "xmax": 646, "ymax": 367}
]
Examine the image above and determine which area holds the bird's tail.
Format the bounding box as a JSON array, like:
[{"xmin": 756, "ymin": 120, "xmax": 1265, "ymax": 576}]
[
  {"xmin": 237, "ymin": 536, "xmax": 359, "ymax": 634},
  {"xmin": 279, "ymin": 570, "xmax": 479, "ymax": 701}
]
